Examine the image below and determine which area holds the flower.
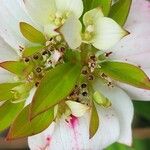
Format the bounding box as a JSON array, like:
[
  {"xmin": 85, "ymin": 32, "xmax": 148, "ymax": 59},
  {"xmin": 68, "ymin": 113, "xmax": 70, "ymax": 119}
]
[
  {"xmin": 24, "ymin": 0, "xmax": 83, "ymax": 49},
  {"xmin": 0, "ymin": 0, "xmax": 149, "ymax": 150},
  {"xmin": 81, "ymin": 8, "xmax": 128, "ymax": 51},
  {"xmin": 110, "ymin": 0, "xmax": 150, "ymax": 100}
]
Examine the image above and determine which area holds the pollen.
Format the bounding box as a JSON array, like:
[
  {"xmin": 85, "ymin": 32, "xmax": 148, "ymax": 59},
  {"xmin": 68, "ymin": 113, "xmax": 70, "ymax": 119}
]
[{"xmin": 50, "ymin": 11, "xmax": 70, "ymax": 26}]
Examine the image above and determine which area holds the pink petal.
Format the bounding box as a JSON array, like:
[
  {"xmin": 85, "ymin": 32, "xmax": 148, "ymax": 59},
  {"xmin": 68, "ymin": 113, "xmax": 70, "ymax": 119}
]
[
  {"xmin": 28, "ymin": 107, "xmax": 120, "ymax": 150},
  {"xmin": 110, "ymin": 0, "xmax": 150, "ymax": 100}
]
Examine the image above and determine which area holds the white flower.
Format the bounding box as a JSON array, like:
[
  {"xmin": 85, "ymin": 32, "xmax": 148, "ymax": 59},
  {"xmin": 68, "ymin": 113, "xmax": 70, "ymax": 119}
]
[
  {"xmin": 110, "ymin": 0, "xmax": 150, "ymax": 100},
  {"xmin": 0, "ymin": 0, "xmax": 149, "ymax": 150},
  {"xmin": 28, "ymin": 80, "xmax": 133, "ymax": 150},
  {"xmin": 81, "ymin": 8, "xmax": 128, "ymax": 51},
  {"xmin": 24, "ymin": 0, "xmax": 83, "ymax": 49},
  {"xmin": 61, "ymin": 7, "xmax": 128, "ymax": 51}
]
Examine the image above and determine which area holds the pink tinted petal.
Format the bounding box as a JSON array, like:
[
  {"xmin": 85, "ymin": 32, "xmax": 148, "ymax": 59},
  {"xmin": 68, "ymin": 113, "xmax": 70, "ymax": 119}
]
[
  {"xmin": 28, "ymin": 122, "xmax": 55, "ymax": 150},
  {"xmin": 111, "ymin": 0, "xmax": 150, "ymax": 68},
  {"xmin": 28, "ymin": 107, "xmax": 120, "ymax": 150},
  {"xmin": 50, "ymin": 115, "xmax": 89, "ymax": 150},
  {"xmin": 110, "ymin": 0, "xmax": 150, "ymax": 100}
]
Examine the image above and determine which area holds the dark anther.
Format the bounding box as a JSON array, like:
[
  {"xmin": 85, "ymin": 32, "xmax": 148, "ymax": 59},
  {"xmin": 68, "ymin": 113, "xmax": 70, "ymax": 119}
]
[
  {"xmin": 101, "ymin": 73, "xmax": 107, "ymax": 78},
  {"xmin": 90, "ymin": 55, "xmax": 96, "ymax": 60},
  {"xmin": 88, "ymin": 75, "xmax": 94, "ymax": 80},
  {"xmin": 82, "ymin": 92, "xmax": 88, "ymax": 96},
  {"xmin": 35, "ymin": 82, "xmax": 40, "ymax": 87},
  {"xmin": 33, "ymin": 54, "xmax": 39, "ymax": 60},
  {"xmin": 81, "ymin": 83, "xmax": 87, "ymax": 88},
  {"xmin": 42, "ymin": 50, "xmax": 48, "ymax": 55},
  {"xmin": 82, "ymin": 69, "xmax": 88, "ymax": 75},
  {"xmin": 49, "ymin": 38, "xmax": 53, "ymax": 41},
  {"xmin": 60, "ymin": 47, "xmax": 65, "ymax": 52},
  {"xmin": 105, "ymin": 52, "xmax": 112, "ymax": 57},
  {"xmin": 24, "ymin": 57, "xmax": 30, "ymax": 62},
  {"xmin": 36, "ymin": 67, "xmax": 42, "ymax": 73}
]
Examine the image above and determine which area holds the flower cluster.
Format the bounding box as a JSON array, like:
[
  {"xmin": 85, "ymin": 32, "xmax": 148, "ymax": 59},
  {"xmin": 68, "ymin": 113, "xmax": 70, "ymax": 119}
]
[{"xmin": 0, "ymin": 0, "xmax": 150, "ymax": 150}]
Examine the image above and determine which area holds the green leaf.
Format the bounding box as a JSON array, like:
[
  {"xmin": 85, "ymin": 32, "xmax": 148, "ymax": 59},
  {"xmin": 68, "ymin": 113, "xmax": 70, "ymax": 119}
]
[
  {"xmin": 99, "ymin": 61, "xmax": 150, "ymax": 90},
  {"xmin": 20, "ymin": 22, "xmax": 46, "ymax": 44},
  {"xmin": 89, "ymin": 103, "xmax": 99, "ymax": 138},
  {"xmin": 105, "ymin": 139, "xmax": 150, "ymax": 150},
  {"xmin": 93, "ymin": 91, "xmax": 111, "ymax": 107},
  {"xmin": 0, "ymin": 101, "xmax": 24, "ymax": 132},
  {"xmin": 133, "ymin": 101, "xmax": 150, "ymax": 120},
  {"xmin": 7, "ymin": 104, "xmax": 54, "ymax": 140},
  {"xmin": 64, "ymin": 49, "xmax": 81, "ymax": 64},
  {"xmin": 23, "ymin": 45, "xmax": 45, "ymax": 57},
  {"xmin": 0, "ymin": 61, "xmax": 27, "ymax": 76},
  {"xmin": 0, "ymin": 82, "xmax": 22, "ymax": 101},
  {"xmin": 83, "ymin": 0, "xmax": 112, "ymax": 16},
  {"xmin": 109, "ymin": 0, "xmax": 132, "ymax": 26},
  {"xmin": 30, "ymin": 63, "xmax": 81, "ymax": 119}
]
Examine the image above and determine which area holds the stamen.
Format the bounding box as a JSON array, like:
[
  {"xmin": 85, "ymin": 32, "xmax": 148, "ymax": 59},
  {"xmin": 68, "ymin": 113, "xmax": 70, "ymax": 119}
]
[
  {"xmin": 33, "ymin": 54, "xmax": 39, "ymax": 60},
  {"xmin": 24, "ymin": 57, "xmax": 30, "ymax": 63},
  {"xmin": 36, "ymin": 67, "xmax": 42, "ymax": 73},
  {"xmin": 81, "ymin": 83, "xmax": 87, "ymax": 88},
  {"xmin": 82, "ymin": 91, "xmax": 88, "ymax": 96}
]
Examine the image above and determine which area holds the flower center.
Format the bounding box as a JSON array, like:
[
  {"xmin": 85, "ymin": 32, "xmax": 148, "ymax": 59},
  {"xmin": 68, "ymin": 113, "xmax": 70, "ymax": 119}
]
[
  {"xmin": 49, "ymin": 11, "xmax": 70, "ymax": 26},
  {"xmin": 22, "ymin": 35, "xmax": 67, "ymax": 86},
  {"xmin": 82, "ymin": 25, "xmax": 95, "ymax": 41}
]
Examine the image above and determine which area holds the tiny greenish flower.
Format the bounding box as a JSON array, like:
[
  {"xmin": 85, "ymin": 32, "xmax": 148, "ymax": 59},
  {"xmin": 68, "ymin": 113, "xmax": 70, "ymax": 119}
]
[{"xmin": 0, "ymin": 0, "xmax": 150, "ymax": 150}]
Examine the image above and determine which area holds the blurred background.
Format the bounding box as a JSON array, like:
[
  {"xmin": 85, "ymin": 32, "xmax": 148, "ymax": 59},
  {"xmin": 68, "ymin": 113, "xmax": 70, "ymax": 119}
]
[{"xmin": 0, "ymin": 101, "xmax": 149, "ymax": 150}]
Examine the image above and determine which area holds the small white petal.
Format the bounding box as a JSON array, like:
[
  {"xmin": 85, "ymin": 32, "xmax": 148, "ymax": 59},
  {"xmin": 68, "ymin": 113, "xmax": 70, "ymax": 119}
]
[
  {"xmin": 55, "ymin": 0, "xmax": 83, "ymax": 18},
  {"xmin": 44, "ymin": 24, "xmax": 58, "ymax": 38},
  {"xmin": 83, "ymin": 8, "xmax": 104, "ymax": 26},
  {"xmin": 93, "ymin": 79, "xmax": 134, "ymax": 146},
  {"xmin": 66, "ymin": 100, "xmax": 89, "ymax": 117},
  {"xmin": 93, "ymin": 17, "xmax": 128, "ymax": 51},
  {"xmin": 23, "ymin": 0, "xmax": 56, "ymax": 25},
  {"xmin": 60, "ymin": 15, "xmax": 82, "ymax": 49},
  {"xmin": 25, "ymin": 88, "xmax": 37, "ymax": 106}
]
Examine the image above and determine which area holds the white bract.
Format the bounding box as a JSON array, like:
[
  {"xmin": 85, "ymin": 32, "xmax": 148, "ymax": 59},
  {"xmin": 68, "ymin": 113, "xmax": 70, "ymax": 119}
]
[{"xmin": 0, "ymin": 0, "xmax": 149, "ymax": 150}]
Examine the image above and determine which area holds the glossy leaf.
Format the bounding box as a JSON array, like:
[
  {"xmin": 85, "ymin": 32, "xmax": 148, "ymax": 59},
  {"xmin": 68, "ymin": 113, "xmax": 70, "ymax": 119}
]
[
  {"xmin": 0, "ymin": 61, "xmax": 26, "ymax": 76},
  {"xmin": 23, "ymin": 46, "xmax": 45, "ymax": 57},
  {"xmin": 83, "ymin": 0, "xmax": 112, "ymax": 16},
  {"xmin": 0, "ymin": 101, "xmax": 24, "ymax": 132},
  {"xmin": 64, "ymin": 49, "xmax": 81, "ymax": 64},
  {"xmin": 99, "ymin": 61, "xmax": 150, "ymax": 90},
  {"xmin": 0, "ymin": 83, "xmax": 22, "ymax": 101},
  {"xmin": 20, "ymin": 22, "xmax": 46, "ymax": 44},
  {"xmin": 30, "ymin": 63, "xmax": 81, "ymax": 119},
  {"xmin": 89, "ymin": 103, "xmax": 99, "ymax": 138},
  {"xmin": 7, "ymin": 104, "xmax": 54, "ymax": 140},
  {"xmin": 109, "ymin": 0, "xmax": 132, "ymax": 26},
  {"xmin": 93, "ymin": 91, "xmax": 111, "ymax": 107}
]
